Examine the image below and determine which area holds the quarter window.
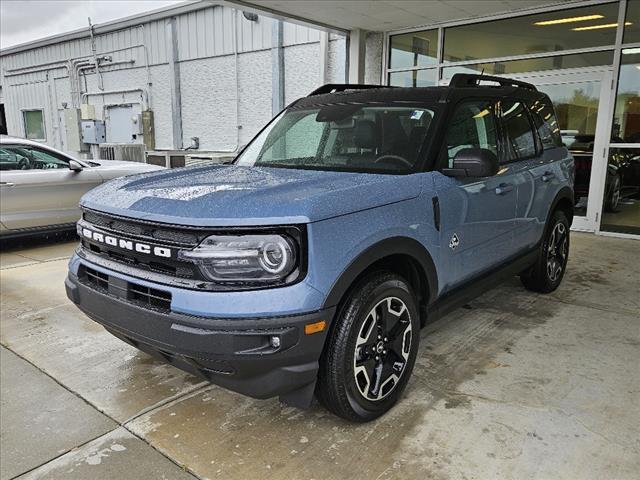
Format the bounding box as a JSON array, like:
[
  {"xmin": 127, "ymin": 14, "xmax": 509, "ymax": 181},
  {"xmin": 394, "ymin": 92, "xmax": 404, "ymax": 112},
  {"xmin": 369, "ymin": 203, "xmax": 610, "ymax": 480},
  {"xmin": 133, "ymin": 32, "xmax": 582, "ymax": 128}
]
[
  {"xmin": 22, "ymin": 110, "xmax": 45, "ymax": 140},
  {"xmin": 443, "ymin": 100, "xmax": 499, "ymax": 168},
  {"xmin": 501, "ymin": 101, "xmax": 537, "ymax": 160},
  {"xmin": 528, "ymin": 98, "xmax": 563, "ymax": 149}
]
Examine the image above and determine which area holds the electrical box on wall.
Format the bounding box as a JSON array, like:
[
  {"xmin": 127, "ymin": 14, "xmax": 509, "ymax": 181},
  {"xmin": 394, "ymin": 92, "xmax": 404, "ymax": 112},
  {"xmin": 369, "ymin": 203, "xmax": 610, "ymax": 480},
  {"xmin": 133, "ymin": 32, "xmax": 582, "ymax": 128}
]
[
  {"xmin": 81, "ymin": 120, "xmax": 106, "ymax": 144},
  {"xmin": 80, "ymin": 104, "xmax": 97, "ymax": 120},
  {"xmin": 64, "ymin": 108, "xmax": 87, "ymax": 152}
]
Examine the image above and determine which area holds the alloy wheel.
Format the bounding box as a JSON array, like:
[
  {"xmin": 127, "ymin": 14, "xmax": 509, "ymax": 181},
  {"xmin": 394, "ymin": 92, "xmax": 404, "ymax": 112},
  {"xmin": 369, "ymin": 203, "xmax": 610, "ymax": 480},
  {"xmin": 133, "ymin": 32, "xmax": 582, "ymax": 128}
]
[
  {"xmin": 547, "ymin": 222, "xmax": 568, "ymax": 283},
  {"xmin": 353, "ymin": 297, "xmax": 412, "ymax": 401},
  {"xmin": 611, "ymin": 179, "xmax": 621, "ymax": 210}
]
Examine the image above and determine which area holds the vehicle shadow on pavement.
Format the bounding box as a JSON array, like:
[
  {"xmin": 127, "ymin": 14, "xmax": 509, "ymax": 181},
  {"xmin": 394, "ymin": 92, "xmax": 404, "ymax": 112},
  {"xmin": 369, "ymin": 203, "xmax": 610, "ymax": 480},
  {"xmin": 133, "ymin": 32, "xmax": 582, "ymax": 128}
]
[{"xmin": 0, "ymin": 230, "xmax": 77, "ymax": 252}]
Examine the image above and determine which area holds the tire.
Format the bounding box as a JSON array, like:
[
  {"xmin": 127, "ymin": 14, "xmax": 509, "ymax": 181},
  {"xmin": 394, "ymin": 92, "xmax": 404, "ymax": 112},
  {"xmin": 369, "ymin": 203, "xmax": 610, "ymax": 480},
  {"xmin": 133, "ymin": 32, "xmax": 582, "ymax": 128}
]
[
  {"xmin": 520, "ymin": 210, "xmax": 570, "ymax": 293},
  {"xmin": 316, "ymin": 272, "xmax": 420, "ymax": 422},
  {"xmin": 605, "ymin": 175, "xmax": 621, "ymax": 212}
]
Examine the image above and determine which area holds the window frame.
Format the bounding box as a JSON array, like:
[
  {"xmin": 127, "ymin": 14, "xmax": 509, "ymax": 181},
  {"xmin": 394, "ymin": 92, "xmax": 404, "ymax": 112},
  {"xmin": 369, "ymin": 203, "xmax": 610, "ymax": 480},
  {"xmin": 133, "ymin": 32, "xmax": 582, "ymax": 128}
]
[{"xmin": 21, "ymin": 109, "xmax": 46, "ymax": 141}]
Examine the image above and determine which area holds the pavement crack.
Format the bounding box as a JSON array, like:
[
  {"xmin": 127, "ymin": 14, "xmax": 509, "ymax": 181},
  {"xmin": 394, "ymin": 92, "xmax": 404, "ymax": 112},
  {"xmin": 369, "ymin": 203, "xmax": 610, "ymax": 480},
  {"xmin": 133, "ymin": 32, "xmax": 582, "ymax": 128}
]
[
  {"xmin": 0, "ymin": 343, "xmax": 206, "ymax": 480},
  {"xmin": 122, "ymin": 381, "xmax": 210, "ymax": 424},
  {"xmin": 7, "ymin": 427, "xmax": 122, "ymax": 480}
]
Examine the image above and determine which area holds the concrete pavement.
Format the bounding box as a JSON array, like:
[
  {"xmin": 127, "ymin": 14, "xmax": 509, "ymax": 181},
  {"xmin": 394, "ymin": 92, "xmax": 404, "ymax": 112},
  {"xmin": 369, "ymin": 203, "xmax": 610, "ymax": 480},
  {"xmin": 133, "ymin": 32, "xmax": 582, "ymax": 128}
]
[{"xmin": 0, "ymin": 233, "xmax": 638, "ymax": 479}]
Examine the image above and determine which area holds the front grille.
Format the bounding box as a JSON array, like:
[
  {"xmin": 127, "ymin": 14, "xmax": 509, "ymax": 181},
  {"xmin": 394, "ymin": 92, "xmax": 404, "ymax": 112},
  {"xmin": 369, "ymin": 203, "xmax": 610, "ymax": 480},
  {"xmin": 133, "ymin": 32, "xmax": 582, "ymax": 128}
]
[
  {"xmin": 83, "ymin": 211, "xmax": 202, "ymax": 246},
  {"xmin": 80, "ymin": 210, "xmax": 204, "ymax": 280},
  {"xmin": 84, "ymin": 267, "xmax": 109, "ymax": 291},
  {"xmin": 80, "ymin": 266, "xmax": 172, "ymax": 313},
  {"xmin": 129, "ymin": 283, "xmax": 172, "ymax": 311},
  {"xmin": 79, "ymin": 208, "xmax": 307, "ymax": 291}
]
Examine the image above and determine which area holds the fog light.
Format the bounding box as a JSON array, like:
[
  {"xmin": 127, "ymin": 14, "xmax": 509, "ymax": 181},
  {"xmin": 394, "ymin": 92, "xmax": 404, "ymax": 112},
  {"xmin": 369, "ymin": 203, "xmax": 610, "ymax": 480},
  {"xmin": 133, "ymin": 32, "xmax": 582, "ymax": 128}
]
[{"xmin": 270, "ymin": 336, "xmax": 281, "ymax": 348}]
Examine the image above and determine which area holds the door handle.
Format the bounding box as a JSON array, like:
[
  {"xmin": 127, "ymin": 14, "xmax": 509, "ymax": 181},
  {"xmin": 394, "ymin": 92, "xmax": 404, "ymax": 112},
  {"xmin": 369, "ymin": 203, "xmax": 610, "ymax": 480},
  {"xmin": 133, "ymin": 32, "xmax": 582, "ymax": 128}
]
[
  {"xmin": 541, "ymin": 171, "xmax": 555, "ymax": 182},
  {"xmin": 0, "ymin": 182, "xmax": 15, "ymax": 187},
  {"xmin": 495, "ymin": 183, "xmax": 513, "ymax": 195}
]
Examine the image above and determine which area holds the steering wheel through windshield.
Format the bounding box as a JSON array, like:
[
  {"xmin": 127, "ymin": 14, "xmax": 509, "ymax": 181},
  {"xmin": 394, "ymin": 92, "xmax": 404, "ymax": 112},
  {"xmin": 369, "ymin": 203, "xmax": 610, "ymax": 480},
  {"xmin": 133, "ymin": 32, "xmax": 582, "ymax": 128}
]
[{"xmin": 374, "ymin": 154, "xmax": 413, "ymax": 169}]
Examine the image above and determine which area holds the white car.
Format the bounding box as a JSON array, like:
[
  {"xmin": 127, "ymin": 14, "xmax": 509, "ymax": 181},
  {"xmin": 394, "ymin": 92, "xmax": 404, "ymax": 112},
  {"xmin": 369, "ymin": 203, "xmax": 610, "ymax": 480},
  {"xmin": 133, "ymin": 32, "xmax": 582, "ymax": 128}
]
[{"xmin": 0, "ymin": 136, "xmax": 163, "ymax": 238}]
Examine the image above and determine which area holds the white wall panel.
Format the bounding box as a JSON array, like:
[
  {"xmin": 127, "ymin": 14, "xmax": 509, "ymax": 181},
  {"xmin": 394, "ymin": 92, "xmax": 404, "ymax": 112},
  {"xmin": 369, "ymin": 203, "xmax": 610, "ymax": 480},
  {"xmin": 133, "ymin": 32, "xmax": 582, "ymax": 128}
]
[
  {"xmin": 0, "ymin": 3, "xmax": 346, "ymax": 154},
  {"xmin": 284, "ymin": 43, "xmax": 321, "ymax": 105}
]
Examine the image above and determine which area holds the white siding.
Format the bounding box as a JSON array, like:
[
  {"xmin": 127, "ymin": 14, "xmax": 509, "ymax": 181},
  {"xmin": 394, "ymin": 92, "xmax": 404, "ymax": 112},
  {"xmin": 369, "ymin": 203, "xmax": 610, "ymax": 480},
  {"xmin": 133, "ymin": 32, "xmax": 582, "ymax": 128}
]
[{"xmin": 0, "ymin": 4, "xmax": 346, "ymax": 153}]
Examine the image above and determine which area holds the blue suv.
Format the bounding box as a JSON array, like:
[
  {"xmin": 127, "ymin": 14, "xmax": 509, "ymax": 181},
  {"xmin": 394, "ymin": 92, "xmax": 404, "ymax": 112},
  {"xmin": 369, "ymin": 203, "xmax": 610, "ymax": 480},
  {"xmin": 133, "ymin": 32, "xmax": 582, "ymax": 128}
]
[{"xmin": 66, "ymin": 74, "xmax": 574, "ymax": 422}]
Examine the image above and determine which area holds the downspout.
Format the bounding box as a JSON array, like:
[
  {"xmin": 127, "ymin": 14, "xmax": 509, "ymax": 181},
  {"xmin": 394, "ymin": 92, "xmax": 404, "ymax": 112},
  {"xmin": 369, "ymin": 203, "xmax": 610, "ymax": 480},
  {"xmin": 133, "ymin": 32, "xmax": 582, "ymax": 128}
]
[
  {"xmin": 216, "ymin": 8, "xmax": 241, "ymax": 153},
  {"xmin": 137, "ymin": 24, "xmax": 153, "ymax": 110},
  {"xmin": 88, "ymin": 17, "xmax": 104, "ymax": 90},
  {"xmin": 271, "ymin": 19, "xmax": 284, "ymax": 116},
  {"xmin": 166, "ymin": 16, "xmax": 183, "ymax": 149},
  {"xmin": 199, "ymin": 7, "xmax": 240, "ymax": 153}
]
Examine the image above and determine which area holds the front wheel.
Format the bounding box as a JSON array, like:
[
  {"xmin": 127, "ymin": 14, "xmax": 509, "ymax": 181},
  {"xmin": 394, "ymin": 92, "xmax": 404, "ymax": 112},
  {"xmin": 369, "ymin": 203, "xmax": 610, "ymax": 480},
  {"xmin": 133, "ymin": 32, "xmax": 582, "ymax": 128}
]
[
  {"xmin": 316, "ymin": 272, "xmax": 420, "ymax": 422},
  {"xmin": 520, "ymin": 210, "xmax": 570, "ymax": 293}
]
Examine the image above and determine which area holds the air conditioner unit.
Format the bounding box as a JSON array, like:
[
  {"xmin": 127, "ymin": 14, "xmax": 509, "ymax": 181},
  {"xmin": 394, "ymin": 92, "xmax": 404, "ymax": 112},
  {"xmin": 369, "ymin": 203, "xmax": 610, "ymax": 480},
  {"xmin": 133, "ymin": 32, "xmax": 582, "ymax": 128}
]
[
  {"xmin": 98, "ymin": 143, "xmax": 146, "ymax": 163},
  {"xmin": 146, "ymin": 151, "xmax": 187, "ymax": 168},
  {"xmin": 185, "ymin": 154, "xmax": 223, "ymax": 167}
]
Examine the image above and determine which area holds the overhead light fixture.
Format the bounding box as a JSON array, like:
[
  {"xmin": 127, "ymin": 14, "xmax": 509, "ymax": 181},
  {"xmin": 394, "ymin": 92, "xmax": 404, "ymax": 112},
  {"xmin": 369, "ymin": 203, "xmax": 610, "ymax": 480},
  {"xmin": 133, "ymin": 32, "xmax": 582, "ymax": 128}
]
[
  {"xmin": 534, "ymin": 14, "xmax": 604, "ymax": 26},
  {"xmin": 572, "ymin": 22, "xmax": 632, "ymax": 31}
]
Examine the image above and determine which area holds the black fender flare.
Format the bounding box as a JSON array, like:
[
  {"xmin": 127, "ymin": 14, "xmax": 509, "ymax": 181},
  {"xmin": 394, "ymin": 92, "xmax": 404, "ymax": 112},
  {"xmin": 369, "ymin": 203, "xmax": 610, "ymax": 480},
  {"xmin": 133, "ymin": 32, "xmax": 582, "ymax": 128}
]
[
  {"xmin": 549, "ymin": 186, "xmax": 575, "ymax": 225},
  {"xmin": 322, "ymin": 236, "xmax": 438, "ymax": 309}
]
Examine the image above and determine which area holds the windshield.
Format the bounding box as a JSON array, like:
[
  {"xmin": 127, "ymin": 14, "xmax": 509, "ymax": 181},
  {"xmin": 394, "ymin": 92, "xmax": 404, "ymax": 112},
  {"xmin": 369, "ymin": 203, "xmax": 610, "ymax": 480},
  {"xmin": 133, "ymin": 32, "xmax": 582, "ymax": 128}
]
[{"xmin": 235, "ymin": 104, "xmax": 436, "ymax": 174}]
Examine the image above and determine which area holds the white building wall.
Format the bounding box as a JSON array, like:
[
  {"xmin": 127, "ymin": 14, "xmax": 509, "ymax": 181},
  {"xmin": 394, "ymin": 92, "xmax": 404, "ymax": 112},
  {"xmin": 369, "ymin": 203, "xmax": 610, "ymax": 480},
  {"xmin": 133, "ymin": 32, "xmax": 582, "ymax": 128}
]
[
  {"xmin": 284, "ymin": 43, "xmax": 321, "ymax": 106},
  {"xmin": 0, "ymin": 4, "xmax": 346, "ymax": 155}
]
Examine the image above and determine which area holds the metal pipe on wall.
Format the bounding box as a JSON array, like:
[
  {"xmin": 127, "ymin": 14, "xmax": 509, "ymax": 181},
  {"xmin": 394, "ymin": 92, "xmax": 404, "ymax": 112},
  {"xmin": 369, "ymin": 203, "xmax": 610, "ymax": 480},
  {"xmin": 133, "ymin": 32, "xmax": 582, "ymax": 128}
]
[
  {"xmin": 81, "ymin": 88, "xmax": 149, "ymax": 110},
  {"xmin": 137, "ymin": 24, "xmax": 153, "ymax": 110}
]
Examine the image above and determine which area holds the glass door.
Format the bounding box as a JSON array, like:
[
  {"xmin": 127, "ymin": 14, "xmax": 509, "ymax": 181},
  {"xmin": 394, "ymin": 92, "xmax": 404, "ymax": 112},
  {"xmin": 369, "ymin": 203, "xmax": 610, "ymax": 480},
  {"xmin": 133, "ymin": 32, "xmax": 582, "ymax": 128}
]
[{"xmin": 512, "ymin": 69, "xmax": 614, "ymax": 232}]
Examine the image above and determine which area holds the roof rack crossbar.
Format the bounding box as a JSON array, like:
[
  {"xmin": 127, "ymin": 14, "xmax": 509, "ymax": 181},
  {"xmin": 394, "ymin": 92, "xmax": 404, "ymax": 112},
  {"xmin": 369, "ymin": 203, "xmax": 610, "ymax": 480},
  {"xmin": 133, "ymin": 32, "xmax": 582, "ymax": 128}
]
[
  {"xmin": 449, "ymin": 73, "xmax": 537, "ymax": 91},
  {"xmin": 308, "ymin": 83, "xmax": 392, "ymax": 96}
]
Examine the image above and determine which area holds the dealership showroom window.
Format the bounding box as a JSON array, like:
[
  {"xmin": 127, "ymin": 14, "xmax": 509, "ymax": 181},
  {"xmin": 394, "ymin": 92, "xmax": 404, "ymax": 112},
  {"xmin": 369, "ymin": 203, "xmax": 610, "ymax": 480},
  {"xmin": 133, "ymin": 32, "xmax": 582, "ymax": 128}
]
[{"xmin": 388, "ymin": 0, "xmax": 640, "ymax": 236}]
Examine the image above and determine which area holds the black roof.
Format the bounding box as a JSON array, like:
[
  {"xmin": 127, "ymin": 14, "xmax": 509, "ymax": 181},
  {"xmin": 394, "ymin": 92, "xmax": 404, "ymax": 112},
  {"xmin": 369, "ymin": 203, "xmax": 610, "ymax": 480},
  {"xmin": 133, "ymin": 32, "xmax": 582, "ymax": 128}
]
[{"xmin": 292, "ymin": 73, "xmax": 543, "ymax": 109}]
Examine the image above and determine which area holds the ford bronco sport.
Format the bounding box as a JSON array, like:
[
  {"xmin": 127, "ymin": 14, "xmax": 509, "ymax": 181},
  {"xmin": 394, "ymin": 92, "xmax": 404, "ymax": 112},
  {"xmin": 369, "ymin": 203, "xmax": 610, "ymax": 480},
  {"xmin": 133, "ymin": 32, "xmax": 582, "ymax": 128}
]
[{"xmin": 66, "ymin": 74, "xmax": 574, "ymax": 422}]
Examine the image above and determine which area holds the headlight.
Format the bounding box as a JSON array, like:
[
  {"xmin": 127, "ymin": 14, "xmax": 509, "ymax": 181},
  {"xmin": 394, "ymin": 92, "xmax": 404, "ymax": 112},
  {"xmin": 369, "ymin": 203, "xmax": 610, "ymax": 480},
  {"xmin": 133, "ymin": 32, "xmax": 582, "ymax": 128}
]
[{"xmin": 178, "ymin": 234, "xmax": 298, "ymax": 283}]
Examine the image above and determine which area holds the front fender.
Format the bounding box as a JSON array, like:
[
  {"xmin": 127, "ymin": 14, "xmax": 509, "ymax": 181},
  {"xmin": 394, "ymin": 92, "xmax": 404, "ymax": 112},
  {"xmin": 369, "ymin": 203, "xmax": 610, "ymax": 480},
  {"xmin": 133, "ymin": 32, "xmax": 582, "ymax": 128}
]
[{"xmin": 322, "ymin": 236, "xmax": 438, "ymax": 309}]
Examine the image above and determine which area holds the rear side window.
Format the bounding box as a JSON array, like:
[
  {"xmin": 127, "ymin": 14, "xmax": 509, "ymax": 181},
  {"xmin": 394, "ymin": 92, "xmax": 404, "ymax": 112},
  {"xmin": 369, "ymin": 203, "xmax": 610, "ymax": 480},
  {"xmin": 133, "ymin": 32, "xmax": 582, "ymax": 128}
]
[
  {"xmin": 528, "ymin": 97, "xmax": 563, "ymax": 149},
  {"xmin": 443, "ymin": 100, "xmax": 499, "ymax": 168},
  {"xmin": 501, "ymin": 100, "xmax": 537, "ymax": 160}
]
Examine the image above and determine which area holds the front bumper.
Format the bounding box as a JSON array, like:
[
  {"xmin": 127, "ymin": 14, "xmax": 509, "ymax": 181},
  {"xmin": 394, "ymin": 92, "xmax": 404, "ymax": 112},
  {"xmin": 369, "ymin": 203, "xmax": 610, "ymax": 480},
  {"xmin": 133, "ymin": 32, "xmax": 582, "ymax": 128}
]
[{"xmin": 65, "ymin": 271, "xmax": 335, "ymax": 406}]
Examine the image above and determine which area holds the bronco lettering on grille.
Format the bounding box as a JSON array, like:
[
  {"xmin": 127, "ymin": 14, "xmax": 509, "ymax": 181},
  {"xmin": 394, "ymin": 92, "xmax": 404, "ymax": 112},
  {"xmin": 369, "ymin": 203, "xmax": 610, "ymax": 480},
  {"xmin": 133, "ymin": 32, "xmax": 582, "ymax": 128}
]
[{"xmin": 82, "ymin": 228, "xmax": 172, "ymax": 258}]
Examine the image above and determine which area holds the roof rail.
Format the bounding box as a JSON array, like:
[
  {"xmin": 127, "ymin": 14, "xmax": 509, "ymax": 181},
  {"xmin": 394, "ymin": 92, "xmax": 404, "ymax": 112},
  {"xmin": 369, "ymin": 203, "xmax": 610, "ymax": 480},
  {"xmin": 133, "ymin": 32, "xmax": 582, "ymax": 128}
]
[
  {"xmin": 308, "ymin": 83, "xmax": 392, "ymax": 96},
  {"xmin": 449, "ymin": 73, "xmax": 537, "ymax": 91}
]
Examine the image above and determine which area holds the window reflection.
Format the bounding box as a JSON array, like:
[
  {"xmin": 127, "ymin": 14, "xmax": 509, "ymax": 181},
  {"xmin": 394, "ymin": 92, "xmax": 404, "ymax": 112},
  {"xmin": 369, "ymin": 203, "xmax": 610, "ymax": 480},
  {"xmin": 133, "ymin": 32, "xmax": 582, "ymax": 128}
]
[
  {"xmin": 623, "ymin": 0, "xmax": 639, "ymax": 43},
  {"xmin": 441, "ymin": 51, "xmax": 614, "ymax": 80},
  {"xmin": 389, "ymin": 30, "xmax": 438, "ymax": 70},
  {"xmin": 600, "ymin": 147, "xmax": 640, "ymax": 235},
  {"xmin": 388, "ymin": 69, "xmax": 437, "ymax": 87},
  {"xmin": 611, "ymin": 50, "xmax": 640, "ymax": 143},
  {"xmin": 443, "ymin": 3, "xmax": 620, "ymax": 63}
]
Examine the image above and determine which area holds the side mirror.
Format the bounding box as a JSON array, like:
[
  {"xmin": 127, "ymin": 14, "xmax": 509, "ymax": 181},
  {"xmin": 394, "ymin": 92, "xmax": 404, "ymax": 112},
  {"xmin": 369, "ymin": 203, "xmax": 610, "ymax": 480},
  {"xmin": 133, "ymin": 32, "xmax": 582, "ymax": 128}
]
[
  {"xmin": 69, "ymin": 160, "xmax": 84, "ymax": 172},
  {"xmin": 442, "ymin": 148, "xmax": 499, "ymax": 177}
]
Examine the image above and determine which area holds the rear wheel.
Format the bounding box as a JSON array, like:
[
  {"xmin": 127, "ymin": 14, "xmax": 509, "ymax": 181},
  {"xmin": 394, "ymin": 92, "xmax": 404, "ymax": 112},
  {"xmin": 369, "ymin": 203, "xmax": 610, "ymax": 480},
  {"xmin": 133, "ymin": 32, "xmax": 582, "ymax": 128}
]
[
  {"xmin": 520, "ymin": 210, "xmax": 570, "ymax": 293},
  {"xmin": 316, "ymin": 272, "xmax": 419, "ymax": 422},
  {"xmin": 605, "ymin": 175, "xmax": 621, "ymax": 212}
]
